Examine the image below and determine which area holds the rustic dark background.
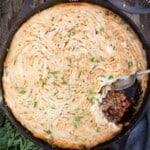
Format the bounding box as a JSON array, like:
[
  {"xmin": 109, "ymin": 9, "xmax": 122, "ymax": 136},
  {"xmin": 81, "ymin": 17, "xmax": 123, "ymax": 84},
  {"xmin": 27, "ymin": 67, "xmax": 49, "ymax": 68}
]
[{"xmin": 0, "ymin": 0, "xmax": 48, "ymax": 48}]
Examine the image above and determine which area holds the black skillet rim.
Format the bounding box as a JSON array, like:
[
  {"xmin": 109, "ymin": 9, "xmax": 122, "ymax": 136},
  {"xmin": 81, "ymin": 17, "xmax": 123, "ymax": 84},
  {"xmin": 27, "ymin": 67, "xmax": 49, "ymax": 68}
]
[{"xmin": 0, "ymin": 0, "xmax": 150, "ymax": 149}]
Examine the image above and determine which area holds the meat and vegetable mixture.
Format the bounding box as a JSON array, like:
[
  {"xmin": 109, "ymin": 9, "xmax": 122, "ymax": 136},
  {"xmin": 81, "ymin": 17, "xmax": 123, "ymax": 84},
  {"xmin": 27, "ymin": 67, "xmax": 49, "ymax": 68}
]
[{"xmin": 101, "ymin": 80, "xmax": 143, "ymax": 124}]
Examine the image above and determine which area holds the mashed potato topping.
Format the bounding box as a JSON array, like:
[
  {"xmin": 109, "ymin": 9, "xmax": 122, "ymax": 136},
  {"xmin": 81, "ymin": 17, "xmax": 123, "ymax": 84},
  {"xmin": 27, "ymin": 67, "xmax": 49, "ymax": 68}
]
[{"xmin": 2, "ymin": 3, "xmax": 147, "ymax": 149}]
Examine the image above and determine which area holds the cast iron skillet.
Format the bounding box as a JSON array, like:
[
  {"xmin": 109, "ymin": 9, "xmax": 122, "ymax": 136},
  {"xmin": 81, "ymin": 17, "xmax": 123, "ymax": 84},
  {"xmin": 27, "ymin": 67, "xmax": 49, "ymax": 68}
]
[{"xmin": 0, "ymin": 0, "xmax": 150, "ymax": 149}]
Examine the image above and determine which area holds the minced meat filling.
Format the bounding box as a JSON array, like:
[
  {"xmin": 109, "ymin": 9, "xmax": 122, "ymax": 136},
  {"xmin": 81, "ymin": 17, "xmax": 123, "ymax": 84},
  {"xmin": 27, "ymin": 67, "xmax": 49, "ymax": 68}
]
[{"xmin": 101, "ymin": 91, "xmax": 132, "ymax": 123}]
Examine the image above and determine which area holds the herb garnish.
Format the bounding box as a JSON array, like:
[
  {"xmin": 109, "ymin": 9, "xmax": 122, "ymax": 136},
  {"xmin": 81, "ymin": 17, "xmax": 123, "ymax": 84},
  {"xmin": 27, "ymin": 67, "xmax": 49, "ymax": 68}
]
[
  {"xmin": 67, "ymin": 30, "xmax": 76, "ymax": 38},
  {"xmin": 87, "ymin": 97, "xmax": 99, "ymax": 105},
  {"xmin": 51, "ymin": 106, "xmax": 56, "ymax": 109},
  {"xmin": 72, "ymin": 98, "xmax": 76, "ymax": 102},
  {"xmin": 100, "ymin": 26, "xmax": 104, "ymax": 32},
  {"xmin": 44, "ymin": 130, "xmax": 51, "ymax": 135},
  {"xmin": 44, "ymin": 46, "xmax": 48, "ymax": 49},
  {"xmin": 68, "ymin": 57, "xmax": 72, "ymax": 67},
  {"xmin": 108, "ymin": 75, "xmax": 114, "ymax": 80},
  {"xmin": 53, "ymin": 88, "xmax": 59, "ymax": 96},
  {"xmin": 48, "ymin": 71, "xmax": 60, "ymax": 76},
  {"xmin": 140, "ymin": 24, "xmax": 144, "ymax": 30},
  {"xmin": 96, "ymin": 127, "xmax": 101, "ymax": 132},
  {"xmin": 105, "ymin": 10, "xmax": 110, "ymax": 16},
  {"xmin": 120, "ymin": 20, "xmax": 126, "ymax": 25},
  {"xmin": 41, "ymin": 80, "xmax": 46, "ymax": 88},
  {"xmin": 15, "ymin": 86, "xmax": 26, "ymax": 94},
  {"xmin": 74, "ymin": 116, "xmax": 83, "ymax": 128},
  {"xmin": 88, "ymin": 88, "xmax": 97, "ymax": 96},
  {"xmin": 33, "ymin": 101, "xmax": 38, "ymax": 108},
  {"xmin": 61, "ymin": 77, "xmax": 68, "ymax": 85},
  {"xmin": 90, "ymin": 57, "xmax": 100, "ymax": 63},
  {"xmin": 128, "ymin": 61, "xmax": 133, "ymax": 68},
  {"xmin": 72, "ymin": 109, "xmax": 90, "ymax": 128},
  {"xmin": 81, "ymin": 109, "xmax": 90, "ymax": 115},
  {"xmin": 36, "ymin": 36, "xmax": 42, "ymax": 41}
]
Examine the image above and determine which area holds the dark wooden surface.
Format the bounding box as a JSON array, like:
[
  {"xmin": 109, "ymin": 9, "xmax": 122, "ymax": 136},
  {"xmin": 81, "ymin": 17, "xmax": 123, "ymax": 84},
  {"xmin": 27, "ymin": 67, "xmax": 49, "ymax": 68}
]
[
  {"xmin": 0, "ymin": 0, "xmax": 44, "ymax": 47},
  {"xmin": 0, "ymin": 0, "xmax": 46, "ymax": 48}
]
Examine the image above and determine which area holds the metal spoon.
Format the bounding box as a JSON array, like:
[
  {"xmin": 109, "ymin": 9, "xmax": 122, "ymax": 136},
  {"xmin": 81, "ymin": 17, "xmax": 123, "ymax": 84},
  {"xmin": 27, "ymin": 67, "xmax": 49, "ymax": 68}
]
[{"xmin": 111, "ymin": 69, "xmax": 150, "ymax": 91}]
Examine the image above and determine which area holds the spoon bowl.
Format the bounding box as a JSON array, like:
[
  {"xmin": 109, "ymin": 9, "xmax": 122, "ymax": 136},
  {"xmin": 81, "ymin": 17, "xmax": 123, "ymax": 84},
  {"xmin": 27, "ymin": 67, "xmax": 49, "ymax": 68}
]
[{"xmin": 111, "ymin": 69, "xmax": 150, "ymax": 91}]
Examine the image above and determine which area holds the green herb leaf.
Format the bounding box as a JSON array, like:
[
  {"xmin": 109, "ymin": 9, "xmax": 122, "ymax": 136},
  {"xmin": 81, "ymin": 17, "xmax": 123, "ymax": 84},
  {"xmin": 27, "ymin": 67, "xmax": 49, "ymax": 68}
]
[
  {"xmin": 15, "ymin": 86, "xmax": 26, "ymax": 94},
  {"xmin": 61, "ymin": 77, "xmax": 68, "ymax": 85},
  {"xmin": 90, "ymin": 57, "xmax": 100, "ymax": 63},
  {"xmin": 105, "ymin": 10, "xmax": 110, "ymax": 16},
  {"xmin": 96, "ymin": 127, "xmax": 101, "ymax": 132},
  {"xmin": 81, "ymin": 109, "xmax": 90, "ymax": 115},
  {"xmin": 44, "ymin": 130, "xmax": 51, "ymax": 135},
  {"xmin": 90, "ymin": 57, "xmax": 95, "ymax": 62},
  {"xmin": 33, "ymin": 101, "xmax": 38, "ymax": 108},
  {"xmin": 41, "ymin": 80, "xmax": 46, "ymax": 88},
  {"xmin": 53, "ymin": 88, "xmax": 59, "ymax": 96},
  {"xmin": 108, "ymin": 75, "xmax": 114, "ymax": 80},
  {"xmin": 36, "ymin": 36, "xmax": 42, "ymax": 41},
  {"xmin": 128, "ymin": 61, "xmax": 133, "ymax": 68},
  {"xmin": 74, "ymin": 116, "xmax": 83, "ymax": 128},
  {"xmin": 51, "ymin": 106, "xmax": 56, "ymax": 109},
  {"xmin": 72, "ymin": 98, "xmax": 76, "ymax": 102},
  {"xmin": 141, "ymin": 24, "xmax": 144, "ymax": 30},
  {"xmin": 48, "ymin": 71, "xmax": 60, "ymax": 76},
  {"xmin": 51, "ymin": 28, "xmax": 56, "ymax": 31},
  {"xmin": 120, "ymin": 20, "xmax": 126, "ymax": 25},
  {"xmin": 88, "ymin": 88, "xmax": 97, "ymax": 96},
  {"xmin": 87, "ymin": 97, "xmax": 99, "ymax": 105},
  {"xmin": 67, "ymin": 30, "xmax": 76, "ymax": 38},
  {"xmin": 44, "ymin": 46, "xmax": 48, "ymax": 49},
  {"xmin": 100, "ymin": 26, "xmax": 104, "ymax": 32}
]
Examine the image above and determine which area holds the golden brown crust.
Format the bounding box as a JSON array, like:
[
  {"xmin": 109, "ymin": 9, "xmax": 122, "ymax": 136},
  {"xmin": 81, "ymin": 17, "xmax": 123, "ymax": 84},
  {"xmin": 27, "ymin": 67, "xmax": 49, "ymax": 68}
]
[{"xmin": 2, "ymin": 2, "xmax": 147, "ymax": 149}]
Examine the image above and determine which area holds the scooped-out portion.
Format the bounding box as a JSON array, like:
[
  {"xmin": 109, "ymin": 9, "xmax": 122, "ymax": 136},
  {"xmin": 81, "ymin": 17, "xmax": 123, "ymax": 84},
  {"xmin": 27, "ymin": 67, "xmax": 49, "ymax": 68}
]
[
  {"xmin": 2, "ymin": 2, "xmax": 148, "ymax": 149},
  {"xmin": 100, "ymin": 79, "xmax": 142, "ymax": 124}
]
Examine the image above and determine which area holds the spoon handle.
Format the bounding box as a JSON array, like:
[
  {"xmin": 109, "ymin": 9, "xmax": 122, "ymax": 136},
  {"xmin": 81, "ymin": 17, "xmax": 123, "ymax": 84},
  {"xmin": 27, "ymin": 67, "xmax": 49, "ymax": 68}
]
[{"xmin": 137, "ymin": 69, "xmax": 150, "ymax": 76}]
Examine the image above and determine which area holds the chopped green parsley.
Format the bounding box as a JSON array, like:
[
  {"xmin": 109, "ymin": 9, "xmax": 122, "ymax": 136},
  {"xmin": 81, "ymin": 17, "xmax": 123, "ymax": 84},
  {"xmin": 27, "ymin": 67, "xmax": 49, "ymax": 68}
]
[
  {"xmin": 44, "ymin": 130, "xmax": 51, "ymax": 135},
  {"xmin": 41, "ymin": 80, "xmax": 46, "ymax": 88},
  {"xmin": 48, "ymin": 71, "xmax": 60, "ymax": 75},
  {"xmin": 96, "ymin": 127, "xmax": 101, "ymax": 132},
  {"xmin": 87, "ymin": 97, "xmax": 99, "ymax": 105},
  {"xmin": 15, "ymin": 86, "xmax": 26, "ymax": 94},
  {"xmin": 33, "ymin": 101, "xmax": 38, "ymax": 108},
  {"xmin": 90, "ymin": 57, "xmax": 100, "ymax": 63},
  {"xmin": 128, "ymin": 61, "xmax": 133, "ymax": 68},
  {"xmin": 141, "ymin": 24, "xmax": 144, "ymax": 30},
  {"xmin": 100, "ymin": 26, "xmax": 104, "ymax": 32},
  {"xmin": 67, "ymin": 30, "xmax": 76, "ymax": 38},
  {"xmin": 108, "ymin": 75, "xmax": 114, "ymax": 80},
  {"xmin": 61, "ymin": 77, "xmax": 68, "ymax": 85},
  {"xmin": 105, "ymin": 10, "xmax": 110, "ymax": 16},
  {"xmin": 74, "ymin": 116, "xmax": 83, "ymax": 128}
]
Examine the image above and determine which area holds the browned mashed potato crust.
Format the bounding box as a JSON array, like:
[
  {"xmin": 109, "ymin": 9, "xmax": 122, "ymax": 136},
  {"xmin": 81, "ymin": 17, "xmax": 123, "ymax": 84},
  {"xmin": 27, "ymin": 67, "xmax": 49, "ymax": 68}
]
[{"xmin": 2, "ymin": 2, "xmax": 148, "ymax": 149}]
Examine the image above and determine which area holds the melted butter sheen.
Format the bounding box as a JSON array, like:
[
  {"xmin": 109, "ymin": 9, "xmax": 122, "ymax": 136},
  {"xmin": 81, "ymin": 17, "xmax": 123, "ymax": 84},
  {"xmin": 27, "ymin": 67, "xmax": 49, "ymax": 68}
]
[{"xmin": 2, "ymin": 2, "xmax": 147, "ymax": 149}]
